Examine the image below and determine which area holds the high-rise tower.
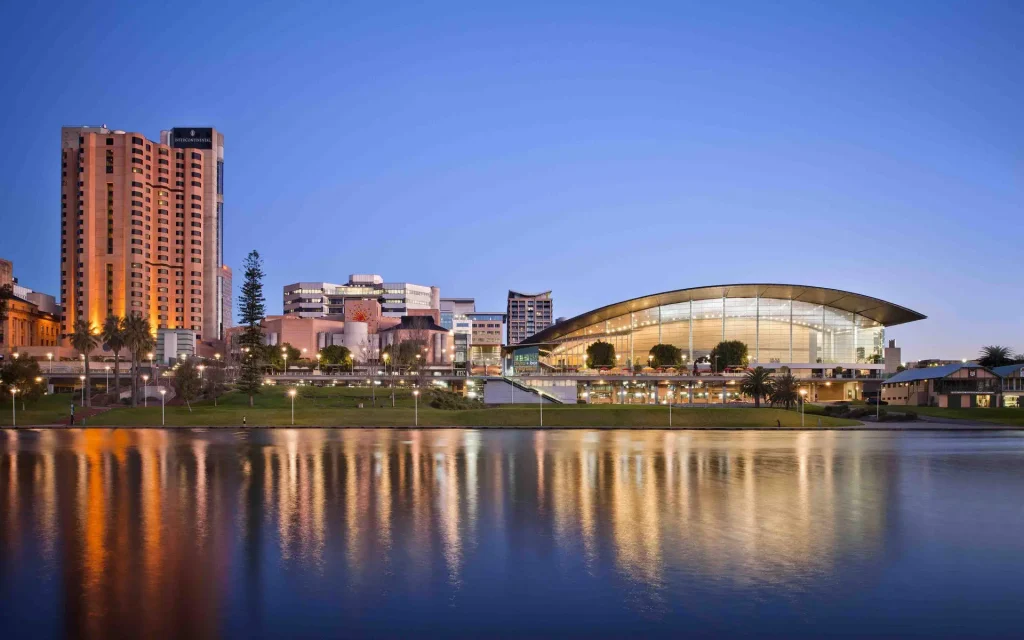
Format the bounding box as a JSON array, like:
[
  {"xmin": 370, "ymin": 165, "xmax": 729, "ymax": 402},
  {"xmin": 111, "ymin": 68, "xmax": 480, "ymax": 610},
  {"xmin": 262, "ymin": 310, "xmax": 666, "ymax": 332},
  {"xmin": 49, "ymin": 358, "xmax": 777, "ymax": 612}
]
[{"xmin": 59, "ymin": 125, "xmax": 230, "ymax": 340}]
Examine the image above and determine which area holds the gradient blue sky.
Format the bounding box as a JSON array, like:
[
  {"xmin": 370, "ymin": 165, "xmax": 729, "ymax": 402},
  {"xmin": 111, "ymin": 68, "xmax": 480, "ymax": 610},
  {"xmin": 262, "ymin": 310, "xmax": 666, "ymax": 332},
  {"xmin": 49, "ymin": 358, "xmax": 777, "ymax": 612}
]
[{"xmin": 1, "ymin": 1, "xmax": 1020, "ymax": 360}]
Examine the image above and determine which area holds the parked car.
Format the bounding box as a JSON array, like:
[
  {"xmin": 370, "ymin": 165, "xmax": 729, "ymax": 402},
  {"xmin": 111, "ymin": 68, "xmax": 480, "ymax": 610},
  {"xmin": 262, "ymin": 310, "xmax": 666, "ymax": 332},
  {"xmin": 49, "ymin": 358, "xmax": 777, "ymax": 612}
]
[{"xmin": 866, "ymin": 398, "xmax": 889, "ymax": 406}]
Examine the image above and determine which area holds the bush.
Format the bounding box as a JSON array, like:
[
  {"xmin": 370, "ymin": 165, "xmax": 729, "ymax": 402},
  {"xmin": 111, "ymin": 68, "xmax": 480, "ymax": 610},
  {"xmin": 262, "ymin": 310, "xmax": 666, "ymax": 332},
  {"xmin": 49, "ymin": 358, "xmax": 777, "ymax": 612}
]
[
  {"xmin": 426, "ymin": 388, "xmax": 483, "ymax": 410},
  {"xmin": 849, "ymin": 408, "xmax": 869, "ymax": 419}
]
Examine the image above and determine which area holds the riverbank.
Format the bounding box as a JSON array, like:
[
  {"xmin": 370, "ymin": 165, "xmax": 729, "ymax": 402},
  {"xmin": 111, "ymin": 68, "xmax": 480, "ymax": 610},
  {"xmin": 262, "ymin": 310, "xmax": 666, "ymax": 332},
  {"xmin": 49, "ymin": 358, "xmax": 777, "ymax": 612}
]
[{"xmin": 4, "ymin": 389, "xmax": 1022, "ymax": 430}]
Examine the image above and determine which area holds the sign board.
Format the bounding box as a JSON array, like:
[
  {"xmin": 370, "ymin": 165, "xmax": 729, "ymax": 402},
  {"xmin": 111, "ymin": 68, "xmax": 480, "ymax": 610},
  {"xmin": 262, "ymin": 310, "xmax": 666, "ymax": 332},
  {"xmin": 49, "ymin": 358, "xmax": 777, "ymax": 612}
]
[{"xmin": 170, "ymin": 128, "xmax": 213, "ymax": 149}]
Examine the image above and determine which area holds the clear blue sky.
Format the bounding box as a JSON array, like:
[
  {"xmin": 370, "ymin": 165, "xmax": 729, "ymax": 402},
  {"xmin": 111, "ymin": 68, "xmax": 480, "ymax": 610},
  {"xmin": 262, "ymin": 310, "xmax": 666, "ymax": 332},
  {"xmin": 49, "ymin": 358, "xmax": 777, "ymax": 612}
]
[{"xmin": 1, "ymin": 1, "xmax": 1020, "ymax": 360}]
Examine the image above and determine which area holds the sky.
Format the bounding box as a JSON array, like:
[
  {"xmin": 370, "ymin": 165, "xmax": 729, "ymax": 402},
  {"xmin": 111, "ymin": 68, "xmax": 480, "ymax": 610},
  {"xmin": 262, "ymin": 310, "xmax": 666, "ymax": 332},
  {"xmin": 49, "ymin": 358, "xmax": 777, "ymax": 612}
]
[{"xmin": 0, "ymin": 0, "xmax": 1020, "ymax": 361}]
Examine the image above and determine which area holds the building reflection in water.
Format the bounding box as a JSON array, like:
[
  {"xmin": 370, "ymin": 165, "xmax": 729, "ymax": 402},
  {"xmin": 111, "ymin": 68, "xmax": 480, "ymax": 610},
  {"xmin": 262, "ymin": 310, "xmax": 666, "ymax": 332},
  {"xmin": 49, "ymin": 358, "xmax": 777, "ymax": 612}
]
[{"xmin": 0, "ymin": 427, "xmax": 903, "ymax": 636}]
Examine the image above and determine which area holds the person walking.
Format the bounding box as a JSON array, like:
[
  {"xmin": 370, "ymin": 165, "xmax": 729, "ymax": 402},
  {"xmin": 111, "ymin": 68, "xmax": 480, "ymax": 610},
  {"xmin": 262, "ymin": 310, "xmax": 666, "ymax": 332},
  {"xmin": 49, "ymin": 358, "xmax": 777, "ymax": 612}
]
[{"xmin": 69, "ymin": 402, "xmax": 75, "ymax": 426}]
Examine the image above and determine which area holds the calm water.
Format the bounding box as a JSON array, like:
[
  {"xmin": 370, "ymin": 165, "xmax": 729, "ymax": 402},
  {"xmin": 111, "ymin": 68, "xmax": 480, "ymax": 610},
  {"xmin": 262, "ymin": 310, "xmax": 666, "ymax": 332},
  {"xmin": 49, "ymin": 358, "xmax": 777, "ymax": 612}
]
[{"xmin": 2, "ymin": 428, "xmax": 1024, "ymax": 639}]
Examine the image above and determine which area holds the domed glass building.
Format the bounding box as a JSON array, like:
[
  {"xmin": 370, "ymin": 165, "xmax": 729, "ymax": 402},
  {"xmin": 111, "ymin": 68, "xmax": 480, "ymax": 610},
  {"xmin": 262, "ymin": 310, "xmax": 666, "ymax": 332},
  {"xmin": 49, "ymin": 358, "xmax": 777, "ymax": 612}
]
[{"xmin": 513, "ymin": 284, "xmax": 925, "ymax": 374}]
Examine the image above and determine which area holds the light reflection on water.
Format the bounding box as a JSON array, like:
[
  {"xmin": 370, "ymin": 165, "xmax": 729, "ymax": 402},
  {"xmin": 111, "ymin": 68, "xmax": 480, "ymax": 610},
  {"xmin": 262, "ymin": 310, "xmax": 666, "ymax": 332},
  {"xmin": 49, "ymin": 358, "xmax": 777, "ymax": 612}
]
[{"xmin": 2, "ymin": 428, "xmax": 1024, "ymax": 638}]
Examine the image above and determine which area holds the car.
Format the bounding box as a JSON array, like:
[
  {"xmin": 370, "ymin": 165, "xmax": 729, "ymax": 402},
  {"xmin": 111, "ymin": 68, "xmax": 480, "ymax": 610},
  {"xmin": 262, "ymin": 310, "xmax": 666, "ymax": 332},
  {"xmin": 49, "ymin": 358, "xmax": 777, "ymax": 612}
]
[{"xmin": 866, "ymin": 398, "xmax": 888, "ymax": 406}]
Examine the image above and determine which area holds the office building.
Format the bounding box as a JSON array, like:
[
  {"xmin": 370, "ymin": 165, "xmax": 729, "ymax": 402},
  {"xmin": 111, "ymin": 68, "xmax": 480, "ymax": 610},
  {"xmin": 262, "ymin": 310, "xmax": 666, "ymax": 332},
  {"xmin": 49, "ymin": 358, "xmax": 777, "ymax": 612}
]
[
  {"xmin": 468, "ymin": 312, "xmax": 506, "ymax": 374},
  {"xmin": 507, "ymin": 290, "xmax": 553, "ymax": 345},
  {"xmin": 59, "ymin": 125, "xmax": 230, "ymax": 341},
  {"xmin": 441, "ymin": 297, "xmax": 475, "ymax": 366},
  {"xmin": 283, "ymin": 275, "xmax": 438, "ymax": 319}
]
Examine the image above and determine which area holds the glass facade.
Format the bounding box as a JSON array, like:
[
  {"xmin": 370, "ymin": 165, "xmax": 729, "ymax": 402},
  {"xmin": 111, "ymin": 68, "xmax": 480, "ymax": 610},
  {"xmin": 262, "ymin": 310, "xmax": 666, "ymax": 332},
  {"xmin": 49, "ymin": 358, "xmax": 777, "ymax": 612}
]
[{"xmin": 542, "ymin": 296, "xmax": 885, "ymax": 369}]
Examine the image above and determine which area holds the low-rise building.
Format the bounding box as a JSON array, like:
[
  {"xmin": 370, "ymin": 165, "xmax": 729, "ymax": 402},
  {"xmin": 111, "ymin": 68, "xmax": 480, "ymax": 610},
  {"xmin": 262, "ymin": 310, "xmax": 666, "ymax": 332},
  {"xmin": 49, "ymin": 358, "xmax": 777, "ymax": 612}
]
[
  {"xmin": 881, "ymin": 363, "xmax": 1002, "ymax": 408},
  {"xmin": 1, "ymin": 259, "xmax": 62, "ymax": 358},
  {"xmin": 992, "ymin": 365, "xmax": 1024, "ymax": 408}
]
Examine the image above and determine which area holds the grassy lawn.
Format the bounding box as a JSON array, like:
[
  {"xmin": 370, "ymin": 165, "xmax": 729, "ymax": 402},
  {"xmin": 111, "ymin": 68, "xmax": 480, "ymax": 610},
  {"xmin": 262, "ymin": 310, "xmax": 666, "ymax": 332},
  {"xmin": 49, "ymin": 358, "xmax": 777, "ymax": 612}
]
[
  {"xmin": 904, "ymin": 406, "xmax": 1024, "ymax": 427},
  {"xmin": 0, "ymin": 393, "xmax": 82, "ymax": 427},
  {"xmin": 2, "ymin": 387, "xmax": 859, "ymax": 428}
]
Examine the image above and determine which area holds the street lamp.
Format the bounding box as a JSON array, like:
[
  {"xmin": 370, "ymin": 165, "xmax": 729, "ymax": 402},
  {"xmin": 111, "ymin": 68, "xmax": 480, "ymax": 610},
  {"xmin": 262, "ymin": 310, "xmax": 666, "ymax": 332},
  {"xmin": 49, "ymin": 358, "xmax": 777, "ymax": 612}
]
[
  {"xmin": 315, "ymin": 353, "xmax": 321, "ymax": 373},
  {"xmin": 79, "ymin": 375, "xmax": 86, "ymax": 405},
  {"xmin": 198, "ymin": 364, "xmax": 205, "ymax": 381},
  {"xmin": 142, "ymin": 374, "xmax": 149, "ymax": 407},
  {"xmin": 288, "ymin": 388, "xmax": 297, "ymax": 425},
  {"xmin": 413, "ymin": 389, "xmax": 419, "ymax": 426},
  {"xmin": 9, "ymin": 388, "xmax": 16, "ymax": 427},
  {"xmin": 282, "ymin": 347, "xmax": 288, "ymax": 374},
  {"xmin": 105, "ymin": 365, "xmax": 111, "ymax": 392},
  {"xmin": 148, "ymin": 352, "xmax": 154, "ymax": 373},
  {"xmin": 47, "ymin": 352, "xmax": 53, "ymax": 373},
  {"xmin": 160, "ymin": 389, "xmax": 166, "ymax": 426},
  {"xmin": 800, "ymin": 388, "xmax": 808, "ymax": 427}
]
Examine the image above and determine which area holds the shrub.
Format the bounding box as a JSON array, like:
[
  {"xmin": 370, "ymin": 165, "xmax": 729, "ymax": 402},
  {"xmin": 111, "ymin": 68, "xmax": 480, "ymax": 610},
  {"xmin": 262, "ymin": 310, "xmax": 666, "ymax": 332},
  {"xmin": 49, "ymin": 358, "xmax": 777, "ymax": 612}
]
[{"xmin": 426, "ymin": 388, "xmax": 483, "ymax": 410}]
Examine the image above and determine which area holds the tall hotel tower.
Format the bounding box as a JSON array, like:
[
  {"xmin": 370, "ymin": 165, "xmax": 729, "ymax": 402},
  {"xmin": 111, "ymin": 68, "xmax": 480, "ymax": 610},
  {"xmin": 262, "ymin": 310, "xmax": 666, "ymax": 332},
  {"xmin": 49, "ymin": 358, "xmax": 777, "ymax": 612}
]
[{"xmin": 59, "ymin": 126, "xmax": 231, "ymax": 341}]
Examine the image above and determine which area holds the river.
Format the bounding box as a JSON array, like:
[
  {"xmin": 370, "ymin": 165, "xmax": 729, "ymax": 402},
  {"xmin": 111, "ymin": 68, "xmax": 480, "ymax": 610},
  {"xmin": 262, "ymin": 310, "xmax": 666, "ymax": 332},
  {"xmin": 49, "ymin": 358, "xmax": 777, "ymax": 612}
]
[{"xmin": 2, "ymin": 428, "xmax": 1023, "ymax": 638}]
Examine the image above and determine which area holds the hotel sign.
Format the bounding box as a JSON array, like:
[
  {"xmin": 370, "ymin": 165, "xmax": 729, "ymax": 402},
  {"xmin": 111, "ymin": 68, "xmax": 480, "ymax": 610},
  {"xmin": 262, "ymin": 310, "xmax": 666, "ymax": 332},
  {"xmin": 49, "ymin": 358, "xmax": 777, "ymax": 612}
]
[{"xmin": 171, "ymin": 127, "xmax": 213, "ymax": 149}]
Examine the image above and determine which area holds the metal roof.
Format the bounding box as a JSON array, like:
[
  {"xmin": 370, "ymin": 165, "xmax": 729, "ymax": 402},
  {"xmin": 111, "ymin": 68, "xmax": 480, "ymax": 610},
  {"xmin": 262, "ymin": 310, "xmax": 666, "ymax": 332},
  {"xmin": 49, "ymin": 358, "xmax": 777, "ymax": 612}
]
[
  {"xmin": 991, "ymin": 364, "xmax": 1024, "ymax": 378},
  {"xmin": 883, "ymin": 363, "xmax": 982, "ymax": 384},
  {"xmin": 519, "ymin": 284, "xmax": 926, "ymax": 345}
]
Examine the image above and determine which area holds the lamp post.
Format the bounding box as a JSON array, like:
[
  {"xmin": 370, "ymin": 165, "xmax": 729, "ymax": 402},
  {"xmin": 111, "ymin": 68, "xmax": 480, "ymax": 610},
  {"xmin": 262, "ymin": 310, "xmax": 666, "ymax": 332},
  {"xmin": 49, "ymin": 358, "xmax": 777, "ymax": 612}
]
[
  {"xmin": 316, "ymin": 353, "xmax": 321, "ymax": 373},
  {"xmin": 282, "ymin": 347, "xmax": 288, "ymax": 375},
  {"xmin": 47, "ymin": 352, "xmax": 53, "ymax": 374},
  {"xmin": 105, "ymin": 365, "xmax": 110, "ymax": 392},
  {"xmin": 79, "ymin": 375, "xmax": 86, "ymax": 405},
  {"xmin": 198, "ymin": 364, "xmax": 205, "ymax": 381},
  {"xmin": 160, "ymin": 389, "xmax": 166, "ymax": 426},
  {"xmin": 288, "ymin": 388, "xmax": 297, "ymax": 425},
  {"xmin": 800, "ymin": 388, "xmax": 807, "ymax": 427},
  {"xmin": 413, "ymin": 389, "xmax": 419, "ymax": 426},
  {"xmin": 9, "ymin": 388, "xmax": 16, "ymax": 427},
  {"xmin": 142, "ymin": 374, "xmax": 149, "ymax": 407},
  {"xmin": 148, "ymin": 352, "xmax": 154, "ymax": 380},
  {"xmin": 539, "ymin": 383, "xmax": 543, "ymax": 427}
]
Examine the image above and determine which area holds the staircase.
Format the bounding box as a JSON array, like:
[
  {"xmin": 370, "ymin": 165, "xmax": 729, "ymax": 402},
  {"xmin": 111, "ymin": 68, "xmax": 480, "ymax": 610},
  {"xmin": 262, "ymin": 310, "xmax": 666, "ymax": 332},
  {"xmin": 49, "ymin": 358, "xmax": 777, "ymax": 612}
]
[{"xmin": 486, "ymin": 377, "xmax": 564, "ymax": 404}]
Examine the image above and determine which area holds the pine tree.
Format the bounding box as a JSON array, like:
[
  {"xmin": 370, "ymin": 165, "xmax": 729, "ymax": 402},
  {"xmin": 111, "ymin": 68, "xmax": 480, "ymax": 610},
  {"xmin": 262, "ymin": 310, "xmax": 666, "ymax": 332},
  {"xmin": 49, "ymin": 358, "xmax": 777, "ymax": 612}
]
[{"xmin": 237, "ymin": 250, "xmax": 266, "ymax": 407}]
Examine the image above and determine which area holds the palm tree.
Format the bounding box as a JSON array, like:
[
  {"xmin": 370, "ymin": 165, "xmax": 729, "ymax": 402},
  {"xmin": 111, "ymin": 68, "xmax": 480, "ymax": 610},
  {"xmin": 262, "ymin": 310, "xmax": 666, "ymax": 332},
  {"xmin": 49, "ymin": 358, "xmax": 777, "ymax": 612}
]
[
  {"xmin": 123, "ymin": 314, "xmax": 154, "ymax": 407},
  {"xmin": 740, "ymin": 366, "xmax": 774, "ymax": 408},
  {"xmin": 769, "ymin": 372, "xmax": 800, "ymax": 410},
  {"xmin": 68, "ymin": 319, "xmax": 99, "ymax": 407},
  {"xmin": 101, "ymin": 314, "xmax": 125, "ymax": 399},
  {"xmin": 978, "ymin": 345, "xmax": 1014, "ymax": 368}
]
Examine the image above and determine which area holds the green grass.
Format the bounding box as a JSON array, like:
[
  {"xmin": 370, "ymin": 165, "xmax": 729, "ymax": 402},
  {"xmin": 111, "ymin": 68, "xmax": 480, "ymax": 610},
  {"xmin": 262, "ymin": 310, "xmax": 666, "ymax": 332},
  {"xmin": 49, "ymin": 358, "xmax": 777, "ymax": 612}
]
[
  {"xmin": 0, "ymin": 393, "xmax": 81, "ymax": 427},
  {"xmin": 2, "ymin": 387, "xmax": 860, "ymax": 428},
  {"xmin": 903, "ymin": 406, "xmax": 1024, "ymax": 427}
]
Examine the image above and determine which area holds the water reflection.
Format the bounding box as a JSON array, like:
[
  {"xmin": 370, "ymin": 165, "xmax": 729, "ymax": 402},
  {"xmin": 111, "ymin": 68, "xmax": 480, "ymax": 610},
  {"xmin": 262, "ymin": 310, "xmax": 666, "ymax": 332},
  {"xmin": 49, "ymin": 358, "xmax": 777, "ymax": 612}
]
[{"xmin": 2, "ymin": 428, "xmax": 1024, "ymax": 638}]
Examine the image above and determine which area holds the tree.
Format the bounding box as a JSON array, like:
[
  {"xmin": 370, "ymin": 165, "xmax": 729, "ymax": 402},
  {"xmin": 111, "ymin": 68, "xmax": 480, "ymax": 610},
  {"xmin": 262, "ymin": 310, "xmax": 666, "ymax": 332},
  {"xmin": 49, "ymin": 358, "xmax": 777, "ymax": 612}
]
[
  {"xmin": 320, "ymin": 344, "xmax": 352, "ymax": 368},
  {"xmin": 174, "ymin": 358, "xmax": 202, "ymax": 412},
  {"xmin": 0, "ymin": 357, "xmax": 45, "ymax": 410},
  {"xmin": 237, "ymin": 250, "xmax": 266, "ymax": 406},
  {"xmin": 769, "ymin": 372, "xmax": 800, "ymax": 410},
  {"xmin": 978, "ymin": 345, "xmax": 1014, "ymax": 368},
  {"xmin": 740, "ymin": 366, "xmax": 774, "ymax": 408},
  {"xmin": 279, "ymin": 343, "xmax": 300, "ymax": 370},
  {"xmin": 69, "ymin": 319, "xmax": 99, "ymax": 407},
  {"xmin": 709, "ymin": 340, "xmax": 748, "ymax": 372},
  {"xmin": 395, "ymin": 339, "xmax": 428, "ymax": 367},
  {"xmin": 204, "ymin": 364, "xmax": 228, "ymax": 406},
  {"xmin": 586, "ymin": 340, "xmax": 616, "ymax": 368},
  {"xmin": 123, "ymin": 314, "xmax": 154, "ymax": 407},
  {"xmin": 101, "ymin": 314, "xmax": 125, "ymax": 396},
  {"xmin": 648, "ymin": 344, "xmax": 682, "ymax": 368}
]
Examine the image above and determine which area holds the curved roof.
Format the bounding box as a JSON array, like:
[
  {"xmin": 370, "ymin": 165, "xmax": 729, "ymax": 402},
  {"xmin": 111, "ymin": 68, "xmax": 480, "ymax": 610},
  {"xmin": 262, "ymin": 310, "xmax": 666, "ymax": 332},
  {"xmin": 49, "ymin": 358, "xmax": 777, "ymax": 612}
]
[{"xmin": 521, "ymin": 284, "xmax": 926, "ymax": 345}]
